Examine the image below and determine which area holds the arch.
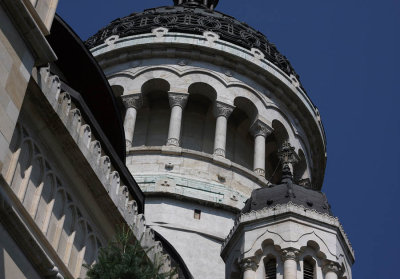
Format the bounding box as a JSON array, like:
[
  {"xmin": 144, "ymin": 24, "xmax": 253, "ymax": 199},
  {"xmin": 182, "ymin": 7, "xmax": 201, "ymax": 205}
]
[
  {"xmin": 80, "ymin": 234, "xmax": 98, "ymax": 278},
  {"xmin": 225, "ymin": 97, "xmax": 257, "ymax": 169},
  {"xmin": 34, "ymin": 172, "xmax": 56, "ymax": 231},
  {"xmin": 69, "ymin": 219, "xmax": 88, "ymax": 276},
  {"xmin": 133, "ymin": 78, "xmax": 171, "ymax": 147},
  {"xmin": 10, "ymin": 138, "xmax": 34, "ymax": 197},
  {"xmin": 294, "ymin": 149, "xmax": 310, "ymax": 185},
  {"xmin": 47, "ymin": 189, "xmax": 67, "ymax": 248},
  {"xmin": 22, "ymin": 155, "xmax": 45, "ymax": 216},
  {"xmin": 188, "ymin": 82, "xmax": 217, "ymax": 101},
  {"xmin": 303, "ymin": 256, "xmax": 316, "ymax": 279},
  {"xmin": 181, "ymin": 84, "xmax": 216, "ymax": 153},
  {"xmin": 141, "ymin": 78, "xmax": 170, "ymax": 95},
  {"xmin": 57, "ymin": 203, "xmax": 77, "ymax": 261}
]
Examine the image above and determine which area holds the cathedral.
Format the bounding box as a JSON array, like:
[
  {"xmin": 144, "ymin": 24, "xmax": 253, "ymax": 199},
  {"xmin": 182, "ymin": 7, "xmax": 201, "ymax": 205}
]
[{"xmin": 0, "ymin": 0, "xmax": 354, "ymax": 278}]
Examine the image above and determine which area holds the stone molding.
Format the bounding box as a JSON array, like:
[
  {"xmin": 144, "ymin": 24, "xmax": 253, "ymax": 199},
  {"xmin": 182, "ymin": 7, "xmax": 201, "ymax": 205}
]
[
  {"xmin": 239, "ymin": 257, "xmax": 258, "ymax": 272},
  {"xmin": 168, "ymin": 92, "xmax": 188, "ymax": 108},
  {"xmin": 213, "ymin": 101, "xmax": 235, "ymax": 118},
  {"xmin": 254, "ymin": 168, "xmax": 265, "ymax": 177},
  {"xmin": 167, "ymin": 138, "xmax": 180, "ymax": 147},
  {"xmin": 250, "ymin": 119, "xmax": 273, "ymax": 138},
  {"xmin": 322, "ymin": 260, "xmax": 343, "ymax": 275},
  {"xmin": 121, "ymin": 94, "xmax": 143, "ymax": 109},
  {"xmin": 281, "ymin": 248, "xmax": 300, "ymax": 262},
  {"xmin": 214, "ymin": 148, "xmax": 225, "ymax": 157},
  {"xmin": 38, "ymin": 66, "xmax": 174, "ymax": 275},
  {"xmin": 221, "ymin": 201, "xmax": 354, "ymax": 260}
]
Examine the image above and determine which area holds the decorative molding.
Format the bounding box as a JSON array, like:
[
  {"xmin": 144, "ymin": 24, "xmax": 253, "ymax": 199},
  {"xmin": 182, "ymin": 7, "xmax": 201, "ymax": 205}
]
[
  {"xmin": 250, "ymin": 119, "xmax": 273, "ymax": 138},
  {"xmin": 281, "ymin": 248, "xmax": 300, "ymax": 262},
  {"xmin": 167, "ymin": 137, "xmax": 179, "ymax": 147},
  {"xmin": 254, "ymin": 168, "xmax": 265, "ymax": 177},
  {"xmin": 322, "ymin": 260, "xmax": 343, "ymax": 275},
  {"xmin": 121, "ymin": 94, "xmax": 143, "ymax": 110},
  {"xmin": 214, "ymin": 101, "xmax": 234, "ymax": 118},
  {"xmin": 214, "ymin": 148, "xmax": 225, "ymax": 157},
  {"xmin": 239, "ymin": 257, "xmax": 258, "ymax": 272},
  {"xmin": 38, "ymin": 67, "xmax": 173, "ymax": 275},
  {"xmin": 168, "ymin": 92, "xmax": 188, "ymax": 108}
]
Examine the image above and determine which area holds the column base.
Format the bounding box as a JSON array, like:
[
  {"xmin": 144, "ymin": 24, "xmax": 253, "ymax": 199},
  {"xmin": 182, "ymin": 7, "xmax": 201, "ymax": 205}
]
[{"xmin": 254, "ymin": 168, "xmax": 265, "ymax": 177}]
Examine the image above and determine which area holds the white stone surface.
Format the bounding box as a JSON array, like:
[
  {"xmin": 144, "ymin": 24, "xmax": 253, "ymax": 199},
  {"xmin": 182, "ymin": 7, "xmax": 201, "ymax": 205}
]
[{"xmin": 145, "ymin": 197, "xmax": 236, "ymax": 279}]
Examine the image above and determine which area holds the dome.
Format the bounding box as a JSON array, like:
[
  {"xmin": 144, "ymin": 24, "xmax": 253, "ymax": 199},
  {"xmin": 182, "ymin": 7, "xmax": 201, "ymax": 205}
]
[{"xmin": 85, "ymin": 1, "xmax": 301, "ymax": 83}]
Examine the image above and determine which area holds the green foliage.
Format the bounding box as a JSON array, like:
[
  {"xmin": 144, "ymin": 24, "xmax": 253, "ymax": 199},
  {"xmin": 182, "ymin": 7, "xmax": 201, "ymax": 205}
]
[{"xmin": 84, "ymin": 226, "xmax": 176, "ymax": 279}]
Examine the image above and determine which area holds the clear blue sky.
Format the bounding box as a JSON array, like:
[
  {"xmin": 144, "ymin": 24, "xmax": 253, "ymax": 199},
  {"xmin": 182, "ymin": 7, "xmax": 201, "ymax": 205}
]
[{"xmin": 57, "ymin": 0, "xmax": 400, "ymax": 277}]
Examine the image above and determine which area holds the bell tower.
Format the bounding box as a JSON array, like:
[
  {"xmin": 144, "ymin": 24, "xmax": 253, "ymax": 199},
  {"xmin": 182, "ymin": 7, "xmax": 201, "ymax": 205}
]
[{"xmin": 86, "ymin": 0, "xmax": 354, "ymax": 278}]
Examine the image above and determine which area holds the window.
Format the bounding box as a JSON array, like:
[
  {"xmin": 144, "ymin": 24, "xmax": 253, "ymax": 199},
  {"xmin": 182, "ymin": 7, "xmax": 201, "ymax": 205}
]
[
  {"xmin": 194, "ymin": 209, "xmax": 201, "ymax": 220},
  {"xmin": 264, "ymin": 258, "xmax": 276, "ymax": 279},
  {"xmin": 303, "ymin": 260, "xmax": 314, "ymax": 279}
]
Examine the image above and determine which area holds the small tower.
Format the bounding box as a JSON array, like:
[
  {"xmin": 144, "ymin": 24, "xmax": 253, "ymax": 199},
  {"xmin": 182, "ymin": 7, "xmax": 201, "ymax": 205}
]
[{"xmin": 221, "ymin": 143, "xmax": 355, "ymax": 279}]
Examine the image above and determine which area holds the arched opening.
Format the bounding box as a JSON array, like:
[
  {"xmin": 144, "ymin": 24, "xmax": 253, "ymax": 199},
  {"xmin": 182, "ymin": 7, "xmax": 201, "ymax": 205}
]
[
  {"xmin": 226, "ymin": 97, "xmax": 257, "ymax": 169},
  {"xmin": 264, "ymin": 255, "xmax": 277, "ymax": 279},
  {"xmin": 181, "ymin": 83, "xmax": 216, "ymax": 153},
  {"xmin": 303, "ymin": 256, "xmax": 316, "ymax": 279},
  {"xmin": 132, "ymin": 79, "xmax": 171, "ymax": 147},
  {"xmin": 294, "ymin": 149, "xmax": 309, "ymax": 185},
  {"xmin": 265, "ymin": 120, "xmax": 290, "ymax": 184}
]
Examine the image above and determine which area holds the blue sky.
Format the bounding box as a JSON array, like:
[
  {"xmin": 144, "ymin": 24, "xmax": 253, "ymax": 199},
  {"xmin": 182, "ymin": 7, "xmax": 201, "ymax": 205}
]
[{"xmin": 57, "ymin": 0, "xmax": 400, "ymax": 277}]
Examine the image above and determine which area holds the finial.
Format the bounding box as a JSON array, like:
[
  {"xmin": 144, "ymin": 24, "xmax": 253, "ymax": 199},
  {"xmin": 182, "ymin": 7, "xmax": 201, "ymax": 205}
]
[{"xmin": 173, "ymin": 0, "xmax": 219, "ymax": 10}]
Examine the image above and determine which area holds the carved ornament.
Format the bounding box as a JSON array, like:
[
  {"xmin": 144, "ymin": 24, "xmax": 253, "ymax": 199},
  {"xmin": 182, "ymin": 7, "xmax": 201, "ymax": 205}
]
[
  {"xmin": 281, "ymin": 248, "xmax": 300, "ymax": 262},
  {"xmin": 239, "ymin": 257, "xmax": 258, "ymax": 272},
  {"xmin": 168, "ymin": 92, "xmax": 188, "ymax": 108},
  {"xmin": 121, "ymin": 94, "xmax": 143, "ymax": 109},
  {"xmin": 250, "ymin": 119, "xmax": 273, "ymax": 138},
  {"xmin": 214, "ymin": 101, "xmax": 234, "ymax": 118}
]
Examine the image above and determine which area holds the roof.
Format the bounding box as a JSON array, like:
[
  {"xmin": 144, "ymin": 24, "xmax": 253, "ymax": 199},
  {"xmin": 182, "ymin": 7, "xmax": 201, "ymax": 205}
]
[
  {"xmin": 85, "ymin": 3, "xmax": 302, "ymax": 85},
  {"xmin": 242, "ymin": 180, "xmax": 332, "ymax": 216}
]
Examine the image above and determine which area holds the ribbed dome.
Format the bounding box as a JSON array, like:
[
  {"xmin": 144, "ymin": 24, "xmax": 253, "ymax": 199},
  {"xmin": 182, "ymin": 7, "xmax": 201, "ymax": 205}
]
[{"xmin": 85, "ymin": 4, "xmax": 300, "ymax": 82}]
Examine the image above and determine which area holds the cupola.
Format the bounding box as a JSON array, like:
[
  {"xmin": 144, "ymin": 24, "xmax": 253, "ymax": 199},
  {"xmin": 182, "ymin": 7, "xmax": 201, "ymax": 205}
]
[{"xmin": 173, "ymin": 0, "xmax": 219, "ymax": 10}]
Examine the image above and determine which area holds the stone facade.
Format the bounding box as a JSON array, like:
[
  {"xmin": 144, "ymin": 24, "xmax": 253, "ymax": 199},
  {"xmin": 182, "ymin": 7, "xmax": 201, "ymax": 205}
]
[
  {"xmin": 0, "ymin": 1, "xmax": 354, "ymax": 278},
  {"xmin": 0, "ymin": 2, "xmax": 175, "ymax": 278}
]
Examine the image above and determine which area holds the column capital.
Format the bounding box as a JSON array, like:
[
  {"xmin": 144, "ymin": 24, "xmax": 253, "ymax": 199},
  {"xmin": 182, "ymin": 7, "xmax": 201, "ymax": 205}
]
[
  {"xmin": 239, "ymin": 257, "xmax": 259, "ymax": 272},
  {"xmin": 168, "ymin": 92, "xmax": 189, "ymax": 108},
  {"xmin": 213, "ymin": 101, "xmax": 235, "ymax": 118},
  {"xmin": 322, "ymin": 261, "xmax": 342, "ymax": 275},
  {"xmin": 281, "ymin": 248, "xmax": 300, "ymax": 262},
  {"xmin": 250, "ymin": 119, "xmax": 273, "ymax": 138},
  {"xmin": 121, "ymin": 94, "xmax": 143, "ymax": 109}
]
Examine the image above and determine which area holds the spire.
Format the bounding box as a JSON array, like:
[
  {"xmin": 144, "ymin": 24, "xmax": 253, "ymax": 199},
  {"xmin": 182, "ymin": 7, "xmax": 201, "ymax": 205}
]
[{"xmin": 173, "ymin": 0, "xmax": 219, "ymax": 10}]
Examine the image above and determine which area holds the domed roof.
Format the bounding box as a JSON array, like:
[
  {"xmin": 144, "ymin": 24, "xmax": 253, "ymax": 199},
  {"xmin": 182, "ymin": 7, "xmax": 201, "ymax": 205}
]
[
  {"xmin": 241, "ymin": 165, "xmax": 332, "ymax": 216},
  {"xmin": 85, "ymin": 1, "xmax": 300, "ymax": 82}
]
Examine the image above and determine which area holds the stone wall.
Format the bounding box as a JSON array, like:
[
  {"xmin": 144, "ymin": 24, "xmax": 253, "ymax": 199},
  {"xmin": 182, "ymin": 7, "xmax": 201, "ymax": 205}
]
[{"xmin": 0, "ymin": 4, "xmax": 35, "ymax": 178}]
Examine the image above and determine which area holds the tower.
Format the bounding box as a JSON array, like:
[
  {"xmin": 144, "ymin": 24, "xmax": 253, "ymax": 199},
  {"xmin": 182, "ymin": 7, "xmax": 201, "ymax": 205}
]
[{"xmin": 86, "ymin": 0, "xmax": 354, "ymax": 278}]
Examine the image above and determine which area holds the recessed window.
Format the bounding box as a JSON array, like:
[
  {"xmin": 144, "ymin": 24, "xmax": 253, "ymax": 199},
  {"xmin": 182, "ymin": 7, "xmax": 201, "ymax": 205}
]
[
  {"xmin": 264, "ymin": 257, "xmax": 276, "ymax": 279},
  {"xmin": 303, "ymin": 259, "xmax": 314, "ymax": 279},
  {"xmin": 194, "ymin": 209, "xmax": 201, "ymax": 220}
]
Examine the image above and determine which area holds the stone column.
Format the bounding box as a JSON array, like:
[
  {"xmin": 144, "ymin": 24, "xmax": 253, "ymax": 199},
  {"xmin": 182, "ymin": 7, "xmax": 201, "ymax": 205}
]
[
  {"xmin": 281, "ymin": 248, "xmax": 299, "ymax": 279},
  {"xmin": 121, "ymin": 94, "xmax": 143, "ymax": 148},
  {"xmin": 250, "ymin": 120, "xmax": 273, "ymax": 177},
  {"xmin": 239, "ymin": 257, "xmax": 258, "ymax": 279},
  {"xmin": 166, "ymin": 92, "xmax": 188, "ymax": 147},
  {"xmin": 213, "ymin": 101, "xmax": 234, "ymax": 157},
  {"xmin": 322, "ymin": 261, "xmax": 342, "ymax": 279}
]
